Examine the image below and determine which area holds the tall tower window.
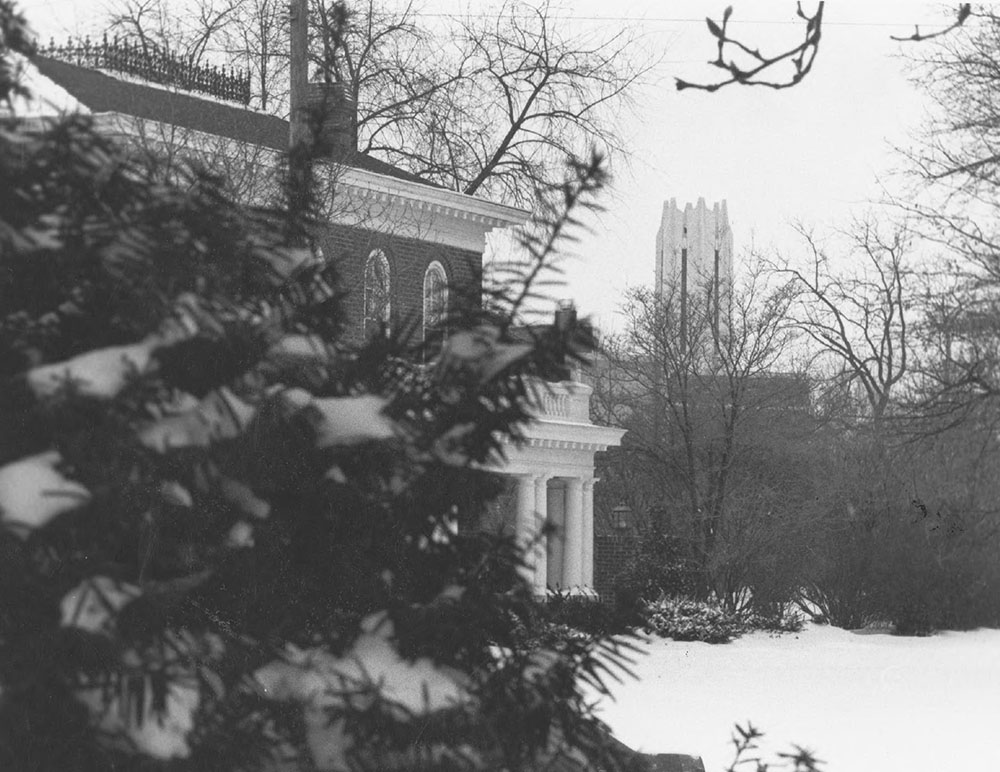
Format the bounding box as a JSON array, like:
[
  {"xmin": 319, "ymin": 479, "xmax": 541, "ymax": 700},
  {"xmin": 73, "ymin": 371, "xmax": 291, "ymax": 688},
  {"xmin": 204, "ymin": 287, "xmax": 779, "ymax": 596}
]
[
  {"xmin": 364, "ymin": 249, "xmax": 391, "ymax": 337},
  {"xmin": 713, "ymin": 246, "xmax": 721, "ymax": 335},
  {"xmin": 680, "ymin": 247, "xmax": 689, "ymax": 351},
  {"xmin": 422, "ymin": 260, "xmax": 449, "ymax": 341},
  {"xmin": 656, "ymin": 199, "xmax": 733, "ymax": 354}
]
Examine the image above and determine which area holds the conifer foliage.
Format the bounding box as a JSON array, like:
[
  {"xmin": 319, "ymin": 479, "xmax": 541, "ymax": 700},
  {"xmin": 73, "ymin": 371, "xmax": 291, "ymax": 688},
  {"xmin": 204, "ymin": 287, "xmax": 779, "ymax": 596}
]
[{"xmin": 0, "ymin": 3, "xmax": 633, "ymax": 769}]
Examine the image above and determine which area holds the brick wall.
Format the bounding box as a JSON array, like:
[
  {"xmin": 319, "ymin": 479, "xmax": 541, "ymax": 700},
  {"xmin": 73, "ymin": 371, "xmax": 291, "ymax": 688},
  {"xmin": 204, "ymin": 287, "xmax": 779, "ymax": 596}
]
[
  {"xmin": 594, "ymin": 530, "xmax": 640, "ymax": 605},
  {"xmin": 316, "ymin": 222, "xmax": 482, "ymax": 345}
]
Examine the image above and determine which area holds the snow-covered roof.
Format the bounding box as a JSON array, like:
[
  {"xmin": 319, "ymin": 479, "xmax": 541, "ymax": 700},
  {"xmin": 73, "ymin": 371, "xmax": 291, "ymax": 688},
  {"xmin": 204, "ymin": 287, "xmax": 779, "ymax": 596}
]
[
  {"xmin": 2, "ymin": 54, "xmax": 86, "ymax": 115},
  {"xmin": 13, "ymin": 54, "xmax": 530, "ymax": 241},
  {"xmin": 25, "ymin": 54, "xmax": 435, "ymax": 189}
]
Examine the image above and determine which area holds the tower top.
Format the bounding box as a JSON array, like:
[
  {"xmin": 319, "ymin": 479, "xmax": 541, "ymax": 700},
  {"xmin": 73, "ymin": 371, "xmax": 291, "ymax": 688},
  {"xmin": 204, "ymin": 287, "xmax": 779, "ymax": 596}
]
[{"xmin": 655, "ymin": 198, "xmax": 734, "ymax": 298}]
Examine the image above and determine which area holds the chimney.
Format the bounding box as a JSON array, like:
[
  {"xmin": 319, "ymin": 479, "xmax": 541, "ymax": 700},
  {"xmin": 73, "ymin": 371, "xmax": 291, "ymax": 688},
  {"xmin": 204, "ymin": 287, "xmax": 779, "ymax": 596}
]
[
  {"xmin": 554, "ymin": 299, "xmax": 577, "ymax": 332},
  {"xmin": 305, "ymin": 81, "xmax": 358, "ymax": 158}
]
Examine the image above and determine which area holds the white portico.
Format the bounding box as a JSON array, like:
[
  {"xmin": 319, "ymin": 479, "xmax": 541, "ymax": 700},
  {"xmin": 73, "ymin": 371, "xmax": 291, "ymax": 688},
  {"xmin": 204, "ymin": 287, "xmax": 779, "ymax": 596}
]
[{"xmin": 500, "ymin": 378, "xmax": 625, "ymax": 594}]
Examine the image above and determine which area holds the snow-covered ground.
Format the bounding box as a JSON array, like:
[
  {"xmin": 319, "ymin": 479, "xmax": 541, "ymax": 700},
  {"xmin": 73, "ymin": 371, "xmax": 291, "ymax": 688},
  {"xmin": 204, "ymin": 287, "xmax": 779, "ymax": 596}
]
[{"xmin": 592, "ymin": 623, "xmax": 1000, "ymax": 772}]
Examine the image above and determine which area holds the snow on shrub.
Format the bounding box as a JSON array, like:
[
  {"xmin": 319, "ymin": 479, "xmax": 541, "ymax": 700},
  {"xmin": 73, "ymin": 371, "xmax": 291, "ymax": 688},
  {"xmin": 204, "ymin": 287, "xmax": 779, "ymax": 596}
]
[
  {"xmin": 60, "ymin": 576, "xmax": 141, "ymax": 634},
  {"xmin": 641, "ymin": 596, "xmax": 745, "ymax": 644},
  {"xmin": 254, "ymin": 610, "xmax": 470, "ymax": 716},
  {"xmin": 138, "ymin": 388, "xmax": 256, "ymax": 451},
  {"xmin": 0, "ymin": 450, "xmax": 92, "ymax": 534},
  {"xmin": 26, "ymin": 339, "xmax": 159, "ymax": 398},
  {"xmin": 0, "ymin": 31, "xmax": 630, "ymax": 767},
  {"xmin": 746, "ymin": 604, "xmax": 805, "ymax": 634},
  {"xmin": 255, "ymin": 610, "xmax": 471, "ymax": 770},
  {"xmin": 75, "ymin": 678, "xmax": 200, "ymax": 761}
]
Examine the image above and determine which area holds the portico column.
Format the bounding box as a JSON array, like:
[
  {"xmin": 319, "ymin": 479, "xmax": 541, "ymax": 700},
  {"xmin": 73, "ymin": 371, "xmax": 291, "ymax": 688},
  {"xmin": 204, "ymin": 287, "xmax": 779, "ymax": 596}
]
[
  {"xmin": 562, "ymin": 477, "xmax": 584, "ymax": 588},
  {"xmin": 533, "ymin": 475, "xmax": 551, "ymax": 594},
  {"xmin": 581, "ymin": 478, "xmax": 595, "ymax": 587},
  {"xmin": 514, "ymin": 474, "xmax": 536, "ymax": 584}
]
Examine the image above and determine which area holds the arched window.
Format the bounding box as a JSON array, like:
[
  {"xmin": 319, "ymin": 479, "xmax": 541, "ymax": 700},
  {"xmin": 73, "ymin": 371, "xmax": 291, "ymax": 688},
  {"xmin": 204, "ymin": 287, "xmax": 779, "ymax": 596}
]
[
  {"xmin": 364, "ymin": 249, "xmax": 391, "ymax": 337},
  {"xmin": 422, "ymin": 260, "xmax": 449, "ymax": 341}
]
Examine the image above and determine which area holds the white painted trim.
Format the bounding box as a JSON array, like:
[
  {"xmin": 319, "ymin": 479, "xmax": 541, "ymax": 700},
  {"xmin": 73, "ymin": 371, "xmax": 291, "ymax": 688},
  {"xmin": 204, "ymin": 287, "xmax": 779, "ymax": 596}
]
[
  {"xmin": 422, "ymin": 260, "xmax": 449, "ymax": 340},
  {"xmin": 506, "ymin": 417, "xmax": 626, "ymax": 451},
  {"xmin": 363, "ymin": 249, "xmax": 391, "ymax": 336},
  {"xmin": 88, "ymin": 112, "xmax": 529, "ymax": 251},
  {"xmin": 335, "ymin": 166, "xmax": 528, "ymax": 229}
]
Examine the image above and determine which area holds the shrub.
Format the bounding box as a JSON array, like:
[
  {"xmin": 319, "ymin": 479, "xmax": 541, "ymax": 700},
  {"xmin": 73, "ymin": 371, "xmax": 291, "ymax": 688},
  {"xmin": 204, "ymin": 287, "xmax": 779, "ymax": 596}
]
[
  {"xmin": 803, "ymin": 498, "xmax": 1000, "ymax": 635},
  {"xmin": 509, "ymin": 614, "xmax": 590, "ymax": 652},
  {"xmin": 728, "ymin": 723, "xmax": 823, "ymax": 772},
  {"xmin": 871, "ymin": 502, "xmax": 1000, "ymax": 635},
  {"xmin": 746, "ymin": 604, "xmax": 805, "ymax": 634},
  {"xmin": 611, "ymin": 528, "xmax": 704, "ymax": 613},
  {"xmin": 642, "ymin": 596, "xmax": 745, "ymax": 644},
  {"xmin": 797, "ymin": 510, "xmax": 894, "ymax": 630},
  {"xmin": 506, "ymin": 591, "xmax": 638, "ymax": 655},
  {"xmin": 544, "ymin": 589, "xmax": 637, "ymax": 636},
  {"xmin": 0, "ymin": 26, "xmax": 634, "ymax": 769}
]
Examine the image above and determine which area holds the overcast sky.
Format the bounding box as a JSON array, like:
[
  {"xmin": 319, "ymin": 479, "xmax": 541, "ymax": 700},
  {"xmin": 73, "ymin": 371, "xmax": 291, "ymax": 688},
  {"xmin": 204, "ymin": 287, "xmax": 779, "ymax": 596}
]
[{"xmin": 22, "ymin": 1, "xmax": 961, "ymax": 332}]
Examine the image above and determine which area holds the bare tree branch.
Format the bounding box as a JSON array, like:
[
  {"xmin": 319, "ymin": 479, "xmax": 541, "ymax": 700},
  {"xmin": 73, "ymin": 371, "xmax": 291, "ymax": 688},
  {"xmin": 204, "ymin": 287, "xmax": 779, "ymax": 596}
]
[
  {"xmin": 312, "ymin": 0, "xmax": 653, "ymax": 207},
  {"xmin": 676, "ymin": 2, "xmax": 823, "ymax": 92},
  {"xmin": 594, "ymin": 261, "xmax": 804, "ymax": 593},
  {"xmin": 772, "ymin": 220, "xmax": 912, "ymax": 428},
  {"xmin": 679, "ymin": 2, "xmax": 971, "ymax": 93},
  {"xmin": 101, "ymin": 0, "xmax": 649, "ymax": 208},
  {"xmin": 891, "ymin": 3, "xmax": 971, "ymax": 43}
]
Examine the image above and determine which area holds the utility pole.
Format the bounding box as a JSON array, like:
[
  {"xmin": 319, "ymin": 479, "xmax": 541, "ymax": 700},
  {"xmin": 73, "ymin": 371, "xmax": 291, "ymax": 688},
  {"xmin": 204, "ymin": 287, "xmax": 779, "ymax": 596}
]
[
  {"xmin": 289, "ymin": 0, "xmax": 308, "ymax": 151},
  {"xmin": 288, "ymin": 0, "xmax": 310, "ymax": 228}
]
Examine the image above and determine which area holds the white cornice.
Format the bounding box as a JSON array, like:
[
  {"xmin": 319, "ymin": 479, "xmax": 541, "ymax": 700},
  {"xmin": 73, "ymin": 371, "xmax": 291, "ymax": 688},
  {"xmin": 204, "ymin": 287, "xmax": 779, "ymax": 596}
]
[
  {"xmin": 89, "ymin": 112, "xmax": 529, "ymax": 252},
  {"xmin": 516, "ymin": 417, "xmax": 625, "ymax": 449},
  {"xmin": 485, "ymin": 404, "xmax": 626, "ymax": 478},
  {"xmin": 335, "ymin": 166, "xmax": 528, "ymax": 230},
  {"xmin": 324, "ymin": 167, "xmax": 527, "ymax": 252}
]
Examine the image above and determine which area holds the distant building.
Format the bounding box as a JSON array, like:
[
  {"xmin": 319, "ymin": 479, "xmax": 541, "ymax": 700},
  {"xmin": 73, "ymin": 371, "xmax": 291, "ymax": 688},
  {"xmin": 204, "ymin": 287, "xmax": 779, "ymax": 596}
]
[{"xmin": 655, "ymin": 198, "xmax": 733, "ymax": 346}]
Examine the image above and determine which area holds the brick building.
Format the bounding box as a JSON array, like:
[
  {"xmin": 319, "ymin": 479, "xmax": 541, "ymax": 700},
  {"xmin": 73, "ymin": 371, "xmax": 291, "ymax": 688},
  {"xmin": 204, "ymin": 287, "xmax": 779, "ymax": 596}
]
[
  {"xmin": 22, "ymin": 48, "xmax": 624, "ymax": 594},
  {"xmin": 26, "ymin": 53, "xmax": 525, "ymax": 344}
]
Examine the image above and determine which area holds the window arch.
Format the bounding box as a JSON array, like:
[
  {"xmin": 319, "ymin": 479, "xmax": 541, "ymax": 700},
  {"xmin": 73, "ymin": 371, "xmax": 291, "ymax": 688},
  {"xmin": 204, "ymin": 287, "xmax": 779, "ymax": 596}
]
[
  {"xmin": 422, "ymin": 260, "xmax": 449, "ymax": 341},
  {"xmin": 363, "ymin": 249, "xmax": 391, "ymax": 337}
]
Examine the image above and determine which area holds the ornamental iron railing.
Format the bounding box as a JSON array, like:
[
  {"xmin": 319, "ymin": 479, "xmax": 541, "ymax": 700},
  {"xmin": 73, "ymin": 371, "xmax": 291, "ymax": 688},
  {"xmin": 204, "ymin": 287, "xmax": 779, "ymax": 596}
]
[{"xmin": 40, "ymin": 34, "xmax": 252, "ymax": 106}]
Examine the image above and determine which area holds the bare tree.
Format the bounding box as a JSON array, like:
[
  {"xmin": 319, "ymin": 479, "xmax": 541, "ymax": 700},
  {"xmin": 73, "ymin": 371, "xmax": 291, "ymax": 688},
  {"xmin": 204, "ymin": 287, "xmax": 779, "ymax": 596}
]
[
  {"xmin": 312, "ymin": 0, "xmax": 652, "ymax": 206},
  {"xmin": 453, "ymin": 2, "xmax": 645, "ymax": 202},
  {"xmin": 594, "ymin": 263, "xmax": 808, "ymax": 608},
  {"xmin": 903, "ymin": 10, "xmax": 1000, "ymax": 198},
  {"xmin": 773, "ymin": 219, "xmax": 912, "ymax": 429},
  {"xmin": 107, "ymin": 0, "xmax": 237, "ymax": 62},
  {"xmin": 221, "ymin": 0, "xmax": 288, "ymax": 111},
  {"xmin": 99, "ymin": 0, "xmax": 651, "ymax": 209},
  {"xmin": 311, "ymin": 1, "xmax": 472, "ymax": 169},
  {"xmin": 892, "ymin": 10, "xmax": 1000, "ymax": 413}
]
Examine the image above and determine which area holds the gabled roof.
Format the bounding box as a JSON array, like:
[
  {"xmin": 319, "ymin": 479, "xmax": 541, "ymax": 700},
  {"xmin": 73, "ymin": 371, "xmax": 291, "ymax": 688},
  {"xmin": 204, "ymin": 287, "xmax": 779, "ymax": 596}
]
[{"xmin": 32, "ymin": 55, "xmax": 435, "ymax": 188}]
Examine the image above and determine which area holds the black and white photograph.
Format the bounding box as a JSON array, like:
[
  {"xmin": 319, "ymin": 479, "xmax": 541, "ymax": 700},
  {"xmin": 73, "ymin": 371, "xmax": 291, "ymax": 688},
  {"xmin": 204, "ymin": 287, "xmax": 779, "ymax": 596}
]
[{"xmin": 2, "ymin": 2, "xmax": 998, "ymax": 770}]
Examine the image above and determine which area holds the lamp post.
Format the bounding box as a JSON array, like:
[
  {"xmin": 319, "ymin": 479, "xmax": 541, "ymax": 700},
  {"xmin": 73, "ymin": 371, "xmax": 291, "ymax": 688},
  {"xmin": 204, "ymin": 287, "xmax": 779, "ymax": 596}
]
[{"xmin": 612, "ymin": 502, "xmax": 633, "ymax": 530}]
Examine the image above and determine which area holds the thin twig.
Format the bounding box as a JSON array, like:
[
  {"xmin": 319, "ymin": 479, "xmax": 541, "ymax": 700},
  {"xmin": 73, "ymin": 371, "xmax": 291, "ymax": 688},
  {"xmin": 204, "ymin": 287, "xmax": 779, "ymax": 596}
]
[
  {"xmin": 676, "ymin": 2, "xmax": 824, "ymax": 92},
  {"xmin": 890, "ymin": 4, "xmax": 971, "ymax": 43}
]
